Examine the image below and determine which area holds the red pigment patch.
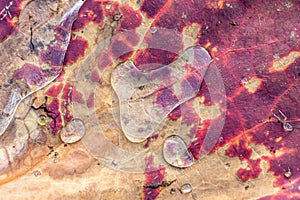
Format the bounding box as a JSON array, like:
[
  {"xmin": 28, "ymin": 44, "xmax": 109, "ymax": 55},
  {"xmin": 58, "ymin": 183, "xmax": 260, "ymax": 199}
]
[
  {"xmin": 134, "ymin": 48, "xmax": 178, "ymax": 71},
  {"xmin": 91, "ymin": 70, "xmax": 100, "ymax": 82},
  {"xmin": 188, "ymin": 121, "xmax": 209, "ymax": 159},
  {"xmin": 62, "ymin": 83, "xmax": 84, "ymax": 104},
  {"xmin": 168, "ymin": 106, "xmax": 181, "ymax": 121},
  {"xmin": 86, "ymin": 92, "xmax": 94, "ymax": 108},
  {"xmin": 110, "ymin": 39, "xmax": 133, "ymax": 60},
  {"xmin": 124, "ymin": 31, "xmax": 139, "ymax": 46},
  {"xmin": 119, "ymin": 6, "xmax": 142, "ymax": 31},
  {"xmin": 40, "ymin": 44, "xmax": 65, "ymax": 66},
  {"xmin": 134, "ymin": 28, "xmax": 183, "ymax": 70},
  {"xmin": 72, "ymin": 0, "xmax": 103, "ymax": 30},
  {"xmin": 72, "ymin": 87, "xmax": 84, "ymax": 104},
  {"xmin": 237, "ymin": 159, "xmax": 262, "ymax": 182},
  {"xmin": 45, "ymin": 98, "xmax": 62, "ymax": 135},
  {"xmin": 141, "ymin": 0, "xmax": 168, "ymax": 18},
  {"xmin": 0, "ymin": 0, "xmax": 24, "ymax": 43},
  {"xmin": 144, "ymin": 134, "xmax": 159, "ymax": 148},
  {"xmin": 98, "ymin": 51, "xmax": 112, "ymax": 70},
  {"xmin": 0, "ymin": 20, "xmax": 15, "ymax": 43},
  {"xmin": 155, "ymin": 88, "xmax": 179, "ymax": 109},
  {"xmin": 45, "ymin": 83, "xmax": 63, "ymax": 97},
  {"xmin": 225, "ymin": 137, "xmax": 252, "ymax": 161},
  {"xmin": 63, "ymin": 37, "xmax": 88, "ymax": 65},
  {"xmin": 13, "ymin": 64, "xmax": 45, "ymax": 86},
  {"xmin": 143, "ymin": 156, "xmax": 165, "ymax": 200},
  {"xmin": 224, "ymin": 137, "xmax": 264, "ymax": 182},
  {"xmin": 55, "ymin": 70, "xmax": 65, "ymax": 82},
  {"xmin": 61, "ymin": 101, "xmax": 73, "ymax": 122}
]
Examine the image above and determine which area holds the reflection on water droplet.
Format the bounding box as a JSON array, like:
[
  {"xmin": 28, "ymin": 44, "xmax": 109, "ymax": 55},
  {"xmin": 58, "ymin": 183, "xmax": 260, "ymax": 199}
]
[
  {"xmin": 219, "ymin": 136, "xmax": 224, "ymax": 142},
  {"xmin": 37, "ymin": 115, "xmax": 47, "ymax": 126},
  {"xmin": 283, "ymin": 122, "xmax": 293, "ymax": 132},
  {"xmin": 241, "ymin": 76, "xmax": 248, "ymax": 85},
  {"xmin": 113, "ymin": 14, "xmax": 122, "ymax": 21},
  {"xmin": 163, "ymin": 135, "xmax": 193, "ymax": 168},
  {"xmin": 60, "ymin": 119, "xmax": 86, "ymax": 143},
  {"xmin": 150, "ymin": 26, "xmax": 157, "ymax": 34},
  {"xmin": 180, "ymin": 183, "xmax": 192, "ymax": 194}
]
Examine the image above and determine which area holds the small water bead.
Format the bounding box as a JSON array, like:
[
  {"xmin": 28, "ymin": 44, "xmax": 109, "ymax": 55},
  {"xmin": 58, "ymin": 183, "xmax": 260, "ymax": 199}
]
[
  {"xmin": 179, "ymin": 183, "xmax": 192, "ymax": 194},
  {"xmin": 150, "ymin": 26, "xmax": 157, "ymax": 34},
  {"xmin": 60, "ymin": 119, "xmax": 86, "ymax": 143},
  {"xmin": 163, "ymin": 135, "xmax": 194, "ymax": 168},
  {"xmin": 283, "ymin": 122, "xmax": 293, "ymax": 132},
  {"xmin": 37, "ymin": 115, "xmax": 47, "ymax": 126},
  {"xmin": 113, "ymin": 14, "xmax": 122, "ymax": 21},
  {"xmin": 240, "ymin": 76, "xmax": 248, "ymax": 85}
]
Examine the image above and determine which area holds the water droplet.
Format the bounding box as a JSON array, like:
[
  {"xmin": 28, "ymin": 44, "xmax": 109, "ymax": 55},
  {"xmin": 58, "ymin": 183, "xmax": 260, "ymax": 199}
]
[
  {"xmin": 150, "ymin": 26, "xmax": 157, "ymax": 34},
  {"xmin": 60, "ymin": 119, "xmax": 86, "ymax": 143},
  {"xmin": 163, "ymin": 135, "xmax": 193, "ymax": 168},
  {"xmin": 179, "ymin": 183, "xmax": 192, "ymax": 194},
  {"xmin": 219, "ymin": 136, "xmax": 224, "ymax": 142},
  {"xmin": 37, "ymin": 115, "xmax": 47, "ymax": 126},
  {"xmin": 283, "ymin": 122, "xmax": 293, "ymax": 132},
  {"xmin": 284, "ymin": 168, "xmax": 292, "ymax": 179},
  {"xmin": 241, "ymin": 76, "xmax": 248, "ymax": 85},
  {"xmin": 113, "ymin": 14, "xmax": 122, "ymax": 21}
]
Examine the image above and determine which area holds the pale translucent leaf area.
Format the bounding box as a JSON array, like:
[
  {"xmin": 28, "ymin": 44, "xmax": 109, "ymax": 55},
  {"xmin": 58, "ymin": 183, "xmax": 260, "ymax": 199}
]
[
  {"xmin": 111, "ymin": 46, "xmax": 211, "ymax": 142},
  {"xmin": 0, "ymin": 0, "xmax": 83, "ymax": 136}
]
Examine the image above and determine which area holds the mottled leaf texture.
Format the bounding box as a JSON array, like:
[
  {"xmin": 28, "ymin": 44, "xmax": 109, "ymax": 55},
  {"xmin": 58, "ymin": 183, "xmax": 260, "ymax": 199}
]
[{"xmin": 0, "ymin": 0, "xmax": 299, "ymax": 200}]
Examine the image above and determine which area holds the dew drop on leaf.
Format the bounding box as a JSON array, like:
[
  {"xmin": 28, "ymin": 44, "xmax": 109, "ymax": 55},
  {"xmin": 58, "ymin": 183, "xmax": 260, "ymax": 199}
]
[
  {"xmin": 37, "ymin": 115, "xmax": 47, "ymax": 126},
  {"xmin": 240, "ymin": 76, "xmax": 248, "ymax": 85},
  {"xmin": 163, "ymin": 135, "xmax": 193, "ymax": 168},
  {"xmin": 179, "ymin": 183, "xmax": 192, "ymax": 194},
  {"xmin": 284, "ymin": 170, "xmax": 292, "ymax": 179},
  {"xmin": 283, "ymin": 122, "xmax": 293, "ymax": 132},
  {"xmin": 111, "ymin": 46, "xmax": 211, "ymax": 143},
  {"xmin": 60, "ymin": 119, "xmax": 86, "ymax": 144},
  {"xmin": 150, "ymin": 26, "xmax": 157, "ymax": 34}
]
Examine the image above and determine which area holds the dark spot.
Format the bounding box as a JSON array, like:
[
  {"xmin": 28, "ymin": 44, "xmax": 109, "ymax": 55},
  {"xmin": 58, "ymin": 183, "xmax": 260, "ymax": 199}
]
[
  {"xmin": 138, "ymin": 85, "xmax": 145, "ymax": 90},
  {"xmin": 245, "ymin": 185, "xmax": 249, "ymax": 190},
  {"xmin": 113, "ymin": 14, "xmax": 122, "ymax": 21},
  {"xmin": 230, "ymin": 21, "xmax": 238, "ymax": 26},
  {"xmin": 64, "ymin": 144, "xmax": 67, "ymax": 147},
  {"xmin": 170, "ymin": 188, "xmax": 176, "ymax": 194}
]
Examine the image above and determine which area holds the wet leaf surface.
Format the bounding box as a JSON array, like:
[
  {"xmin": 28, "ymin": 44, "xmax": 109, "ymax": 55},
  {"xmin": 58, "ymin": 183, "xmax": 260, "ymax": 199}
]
[{"xmin": 0, "ymin": 0, "xmax": 300, "ymax": 200}]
